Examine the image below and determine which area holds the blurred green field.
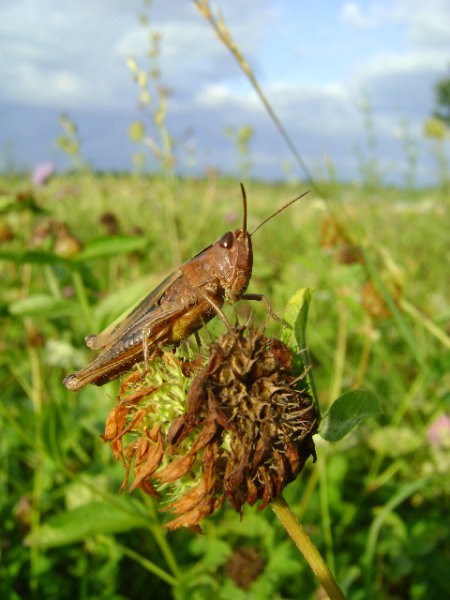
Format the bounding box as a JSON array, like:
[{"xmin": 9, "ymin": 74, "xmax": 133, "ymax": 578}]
[{"xmin": 0, "ymin": 172, "xmax": 449, "ymax": 599}]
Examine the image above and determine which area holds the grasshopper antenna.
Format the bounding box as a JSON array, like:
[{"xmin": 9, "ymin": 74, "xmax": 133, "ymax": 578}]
[
  {"xmin": 240, "ymin": 182, "xmax": 248, "ymax": 234},
  {"xmin": 250, "ymin": 190, "xmax": 310, "ymax": 236}
]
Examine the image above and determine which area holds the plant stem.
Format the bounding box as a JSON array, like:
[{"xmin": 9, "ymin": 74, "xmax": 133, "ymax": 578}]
[
  {"xmin": 98, "ymin": 535, "xmax": 178, "ymax": 587},
  {"xmin": 72, "ymin": 270, "xmax": 94, "ymax": 330},
  {"xmin": 354, "ymin": 321, "xmax": 372, "ymax": 387},
  {"xmin": 28, "ymin": 341, "xmax": 44, "ymax": 595},
  {"xmin": 193, "ymin": 0, "xmax": 320, "ymax": 193},
  {"xmin": 143, "ymin": 495, "xmax": 182, "ymax": 579},
  {"xmin": 399, "ymin": 297, "xmax": 450, "ymax": 349},
  {"xmin": 319, "ymin": 456, "xmax": 335, "ymax": 574},
  {"xmin": 271, "ymin": 495, "xmax": 345, "ymax": 600},
  {"xmin": 329, "ymin": 301, "xmax": 347, "ymax": 402}
]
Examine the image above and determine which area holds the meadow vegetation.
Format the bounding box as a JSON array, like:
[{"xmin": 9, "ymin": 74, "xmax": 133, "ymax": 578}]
[
  {"xmin": 1, "ymin": 3, "xmax": 449, "ymax": 598},
  {"xmin": 1, "ymin": 171, "xmax": 448, "ymax": 599}
]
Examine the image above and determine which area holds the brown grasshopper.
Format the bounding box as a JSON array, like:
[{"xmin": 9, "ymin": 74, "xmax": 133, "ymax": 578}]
[{"xmin": 63, "ymin": 185, "xmax": 308, "ymax": 391}]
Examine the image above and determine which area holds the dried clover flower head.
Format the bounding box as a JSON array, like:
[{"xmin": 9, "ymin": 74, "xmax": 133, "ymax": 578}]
[
  {"xmin": 226, "ymin": 546, "xmax": 266, "ymax": 590},
  {"xmin": 102, "ymin": 325, "xmax": 317, "ymax": 530}
]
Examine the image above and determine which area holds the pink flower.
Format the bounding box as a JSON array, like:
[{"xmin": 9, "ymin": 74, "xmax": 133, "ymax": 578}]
[
  {"xmin": 225, "ymin": 211, "xmax": 238, "ymax": 224},
  {"xmin": 31, "ymin": 162, "xmax": 54, "ymax": 187},
  {"xmin": 427, "ymin": 414, "xmax": 450, "ymax": 448}
]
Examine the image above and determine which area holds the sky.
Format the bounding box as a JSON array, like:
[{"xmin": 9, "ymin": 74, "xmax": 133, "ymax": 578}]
[{"xmin": 1, "ymin": 0, "xmax": 449, "ymax": 185}]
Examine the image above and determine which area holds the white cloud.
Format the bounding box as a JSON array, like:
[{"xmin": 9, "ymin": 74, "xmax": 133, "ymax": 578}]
[
  {"xmin": 0, "ymin": 0, "xmax": 447, "ymax": 184},
  {"xmin": 376, "ymin": 50, "xmax": 445, "ymax": 75},
  {"xmin": 195, "ymin": 83, "xmax": 262, "ymax": 111},
  {"xmin": 1, "ymin": 0, "xmax": 270, "ymax": 109},
  {"xmin": 115, "ymin": 20, "xmax": 236, "ymax": 90},
  {"xmin": 397, "ymin": 0, "xmax": 450, "ymax": 48},
  {"xmin": 340, "ymin": 2, "xmax": 374, "ymax": 29},
  {"xmin": 340, "ymin": 0, "xmax": 450, "ymax": 50},
  {"xmin": 0, "ymin": 0, "xmax": 139, "ymax": 108}
]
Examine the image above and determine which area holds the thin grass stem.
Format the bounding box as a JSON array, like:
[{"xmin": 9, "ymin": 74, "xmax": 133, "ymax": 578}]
[{"xmin": 98, "ymin": 535, "xmax": 178, "ymax": 587}]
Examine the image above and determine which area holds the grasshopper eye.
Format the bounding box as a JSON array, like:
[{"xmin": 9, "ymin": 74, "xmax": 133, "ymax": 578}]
[{"xmin": 218, "ymin": 232, "xmax": 234, "ymax": 248}]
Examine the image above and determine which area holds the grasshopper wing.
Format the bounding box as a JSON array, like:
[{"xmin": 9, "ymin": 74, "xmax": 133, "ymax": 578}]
[
  {"xmin": 63, "ymin": 299, "xmax": 194, "ymax": 391},
  {"xmin": 85, "ymin": 269, "xmax": 182, "ymax": 350}
]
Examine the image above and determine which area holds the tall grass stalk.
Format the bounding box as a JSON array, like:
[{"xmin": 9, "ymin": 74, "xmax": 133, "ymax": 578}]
[
  {"xmin": 126, "ymin": 7, "xmax": 181, "ymax": 265},
  {"xmin": 192, "ymin": 0, "xmax": 439, "ymax": 381}
]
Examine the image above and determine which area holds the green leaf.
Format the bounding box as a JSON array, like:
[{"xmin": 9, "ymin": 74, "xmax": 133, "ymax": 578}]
[
  {"xmin": 40, "ymin": 400, "xmax": 67, "ymax": 466},
  {"xmin": 367, "ymin": 426, "xmax": 422, "ymax": 456},
  {"xmin": 283, "ymin": 288, "xmax": 312, "ymax": 333},
  {"xmin": 266, "ymin": 540, "xmax": 299, "ymax": 577},
  {"xmin": 0, "ymin": 249, "xmax": 69, "ymax": 266},
  {"xmin": 74, "ymin": 235, "xmax": 148, "ymax": 261},
  {"xmin": 8, "ymin": 294, "xmax": 72, "ymax": 317},
  {"xmin": 189, "ymin": 537, "xmax": 231, "ymax": 568},
  {"xmin": 25, "ymin": 501, "xmax": 145, "ymax": 547},
  {"xmin": 0, "ymin": 193, "xmax": 46, "ymax": 215},
  {"xmin": 282, "ymin": 287, "xmax": 319, "ymax": 416},
  {"xmin": 320, "ymin": 389, "xmax": 383, "ymax": 442},
  {"xmin": 293, "ymin": 289, "xmax": 312, "ymax": 351}
]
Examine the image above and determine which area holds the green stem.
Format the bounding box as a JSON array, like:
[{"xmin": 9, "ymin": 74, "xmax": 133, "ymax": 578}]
[
  {"xmin": 98, "ymin": 535, "xmax": 178, "ymax": 587},
  {"xmin": 72, "ymin": 270, "xmax": 94, "ymax": 330},
  {"xmin": 319, "ymin": 457, "xmax": 335, "ymax": 573},
  {"xmin": 195, "ymin": 0, "xmax": 432, "ymax": 380},
  {"xmin": 297, "ymin": 467, "xmax": 320, "ymax": 522},
  {"xmin": 61, "ymin": 467, "xmax": 182, "ymax": 580},
  {"xmin": 362, "ymin": 477, "xmax": 430, "ymax": 595},
  {"xmin": 162, "ymin": 180, "xmax": 182, "ymax": 266},
  {"xmin": 329, "ymin": 301, "xmax": 347, "ymax": 402},
  {"xmin": 368, "ymin": 373, "xmax": 424, "ymax": 480},
  {"xmin": 271, "ymin": 495, "xmax": 345, "ymax": 600},
  {"xmin": 354, "ymin": 322, "xmax": 372, "ymax": 388},
  {"xmin": 143, "ymin": 495, "xmax": 182, "ymax": 579},
  {"xmin": 360, "ymin": 246, "xmax": 429, "ymax": 374},
  {"xmin": 400, "ymin": 297, "xmax": 450, "ymax": 349},
  {"xmin": 28, "ymin": 344, "xmax": 44, "ymax": 595}
]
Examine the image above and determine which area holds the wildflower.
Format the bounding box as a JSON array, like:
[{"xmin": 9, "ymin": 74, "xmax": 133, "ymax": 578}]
[
  {"xmin": 53, "ymin": 221, "xmax": 83, "ymax": 258},
  {"xmin": 31, "ymin": 162, "xmax": 54, "ymax": 187},
  {"xmin": 102, "ymin": 325, "xmax": 317, "ymax": 530},
  {"xmin": 427, "ymin": 414, "xmax": 450, "ymax": 449}
]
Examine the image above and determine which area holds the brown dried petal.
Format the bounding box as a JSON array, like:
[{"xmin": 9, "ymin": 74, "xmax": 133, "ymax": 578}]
[
  {"xmin": 166, "ymin": 373, "xmax": 207, "ymax": 446},
  {"xmin": 164, "ymin": 444, "xmax": 221, "ymax": 530},
  {"xmin": 156, "ymin": 453, "xmax": 197, "ymax": 484},
  {"xmin": 130, "ymin": 427, "xmax": 164, "ymax": 492}
]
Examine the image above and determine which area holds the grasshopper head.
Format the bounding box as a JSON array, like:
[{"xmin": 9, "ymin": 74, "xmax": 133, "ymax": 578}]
[
  {"xmin": 216, "ymin": 227, "xmax": 253, "ymax": 302},
  {"xmin": 215, "ymin": 182, "xmax": 253, "ymax": 302},
  {"xmin": 214, "ymin": 184, "xmax": 307, "ymax": 303}
]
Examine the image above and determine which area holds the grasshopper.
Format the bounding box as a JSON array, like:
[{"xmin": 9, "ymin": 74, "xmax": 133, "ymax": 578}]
[{"xmin": 63, "ymin": 185, "xmax": 308, "ymax": 391}]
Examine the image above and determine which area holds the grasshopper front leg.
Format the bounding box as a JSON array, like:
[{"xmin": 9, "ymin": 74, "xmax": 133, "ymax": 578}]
[
  {"xmin": 240, "ymin": 293, "xmax": 287, "ymax": 326},
  {"xmin": 202, "ymin": 293, "xmax": 232, "ymax": 327}
]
